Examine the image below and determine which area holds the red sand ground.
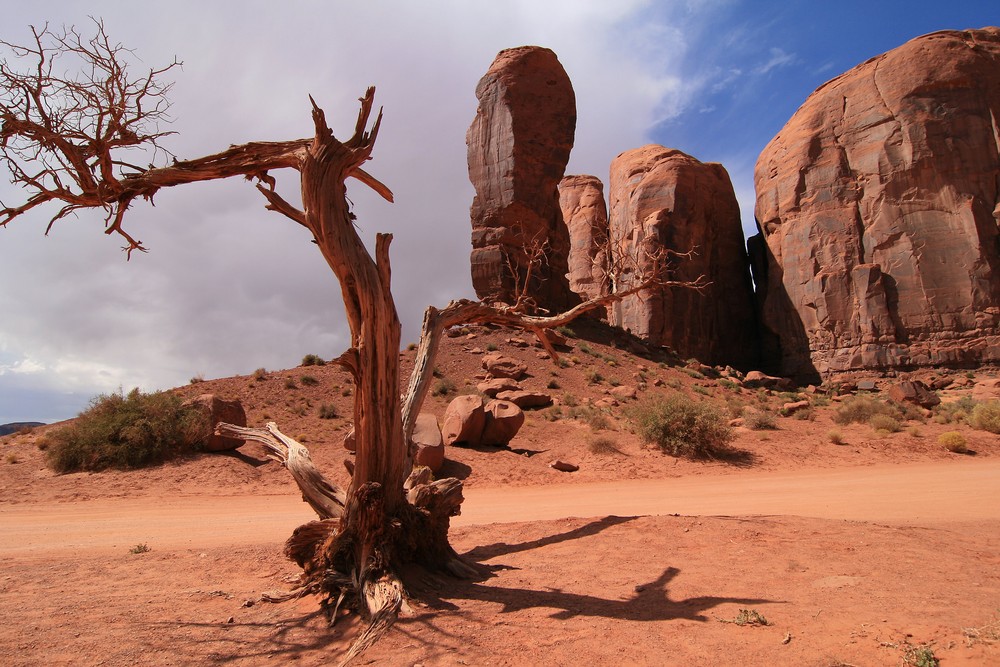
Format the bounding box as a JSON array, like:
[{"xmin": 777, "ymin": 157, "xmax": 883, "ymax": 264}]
[{"xmin": 1, "ymin": 326, "xmax": 999, "ymax": 665}]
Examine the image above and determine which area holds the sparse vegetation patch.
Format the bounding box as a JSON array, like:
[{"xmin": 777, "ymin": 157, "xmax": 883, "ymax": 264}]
[
  {"xmin": 41, "ymin": 388, "xmax": 208, "ymax": 473},
  {"xmin": 628, "ymin": 394, "xmax": 733, "ymax": 457}
]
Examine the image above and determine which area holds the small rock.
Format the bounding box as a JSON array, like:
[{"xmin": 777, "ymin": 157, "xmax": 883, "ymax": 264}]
[
  {"xmin": 887, "ymin": 380, "xmax": 940, "ymax": 408},
  {"xmin": 482, "ymin": 353, "xmax": 528, "ymax": 380},
  {"xmin": 781, "ymin": 400, "xmax": 810, "ymax": 414},
  {"xmin": 477, "ymin": 378, "xmax": 522, "ymax": 397},
  {"xmin": 857, "ymin": 379, "xmax": 878, "ymax": 392},
  {"xmin": 226, "ymin": 616, "xmax": 235, "ymax": 624},
  {"xmin": 496, "ymin": 390, "xmax": 553, "ymax": 409},
  {"xmin": 610, "ymin": 385, "xmax": 638, "ymax": 401},
  {"xmin": 550, "ymin": 460, "xmax": 579, "ymax": 473}
]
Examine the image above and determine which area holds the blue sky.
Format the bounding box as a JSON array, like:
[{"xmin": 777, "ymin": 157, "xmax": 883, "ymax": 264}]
[{"xmin": 1, "ymin": 1, "xmax": 996, "ymax": 424}]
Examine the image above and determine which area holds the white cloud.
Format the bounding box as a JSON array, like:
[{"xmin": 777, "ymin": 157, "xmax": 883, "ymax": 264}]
[
  {"xmin": 755, "ymin": 47, "xmax": 796, "ymax": 75},
  {"xmin": 0, "ymin": 0, "xmax": 735, "ymax": 421}
]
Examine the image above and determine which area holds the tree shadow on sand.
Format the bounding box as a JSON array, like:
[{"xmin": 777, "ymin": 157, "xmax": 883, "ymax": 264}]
[{"xmin": 409, "ymin": 515, "xmax": 777, "ymax": 623}]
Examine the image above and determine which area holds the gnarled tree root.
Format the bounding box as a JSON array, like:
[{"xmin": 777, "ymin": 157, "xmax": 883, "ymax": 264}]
[{"xmin": 216, "ymin": 421, "xmax": 473, "ymax": 665}]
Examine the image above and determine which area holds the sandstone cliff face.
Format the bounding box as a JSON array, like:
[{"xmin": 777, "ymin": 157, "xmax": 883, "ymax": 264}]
[
  {"xmin": 755, "ymin": 27, "xmax": 1000, "ymax": 377},
  {"xmin": 558, "ymin": 174, "xmax": 609, "ymax": 304},
  {"xmin": 467, "ymin": 46, "xmax": 577, "ymax": 312},
  {"xmin": 608, "ymin": 145, "xmax": 759, "ymax": 367}
]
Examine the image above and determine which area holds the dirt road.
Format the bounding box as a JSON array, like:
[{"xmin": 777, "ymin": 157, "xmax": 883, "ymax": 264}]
[{"xmin": 2, "ymin": 458, "xmax": 997, "ymax": 555}]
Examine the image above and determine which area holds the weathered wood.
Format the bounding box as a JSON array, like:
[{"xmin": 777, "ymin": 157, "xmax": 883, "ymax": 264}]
[{"xmin": 216, "ymin": 422, "xmax": 345, "ymax": 519}]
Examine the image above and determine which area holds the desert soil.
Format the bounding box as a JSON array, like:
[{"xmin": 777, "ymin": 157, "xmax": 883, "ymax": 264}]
[{"xmin": 2, "ymin": 324, "xmax": 999, "ymax": 665}]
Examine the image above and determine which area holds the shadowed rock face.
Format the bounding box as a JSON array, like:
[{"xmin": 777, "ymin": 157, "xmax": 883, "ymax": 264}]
[
  {"xmin": 467, "ymin": 46, "xmax": 577, "ymax": 312},
  {"xmin": 755, "ymin": 27, "xmax": 1000, "ymax": 377},
  {"xmin": 607, "ymin": 145, "xmax": 759, "ymax": 367},
  {"xmin": 559, "ymin": 174, "xmax": 609, "ymax": 305}
]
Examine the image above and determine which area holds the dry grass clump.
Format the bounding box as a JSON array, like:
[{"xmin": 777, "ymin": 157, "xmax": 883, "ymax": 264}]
[
  {"xmin": 743, "ymin": 408, "xmax": 777, "ymax": 430},
  {"xmin": 827, "ymin": 429, "xmax": 845, "ymax": 445},
  {"xmin": 628, "ymin": 394, "xmax": 733, "ymax": 457},
  {"xmin": 938, "ymin": 431, "xmax": 968, "ymax": 453},
  {"xmin": 41, "ymin": 388, "xmax": 208, "ymax": 473},
  {"xmin": 587, "ymin": 435, "xmax": 622, "ymax": 455},
  {"xmin": 833, "ymin": 396, "xmax": 901, "ymax": 425},
  {"xmin": 868, "ymin": 414, "xmax": 902, "ymax": 434},
  {"xmin": 969, "ymin": 400, "xmax": 1000, "ymax": 434}
]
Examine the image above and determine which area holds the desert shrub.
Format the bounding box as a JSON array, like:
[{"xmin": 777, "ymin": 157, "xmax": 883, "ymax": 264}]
[
  {"xmin": 547, "ymin": 379, "xmax": 560, "ymax": 390},
  {"xmin": 585, "ymin": 370, "xmax": 604, "ymax": 385},
  {"xmin": 188, "ymin": 374, "xmax": 204, "ymax": 384},
  {"xmin": 718, "ymin": 378, "xmax": 740, "ymax": 392},
  {"xmin": 542, "ymin": 406, "xmax": 563, "ymax": 422},
  {"xmin": 827, "ymin": 429, "xmax": 845, "ymax": 445},
  {"xmin": 300, "ymin": 375, "xmax": 319, "ymax": 387},
  {"xmin": 868, "ymin": 414, "xmax": 902, "ymax": 434},
  {"xmin": 587, "ymin": 435, "xmax": 621, "ymax": 455},
  {"xmin": 562, "ymin": 393, "xmax": 579, "ymax": 408},
  {"xmin": 725, "ymin": 398, "xmax": 746, "ymax": 419},
  {"xmin": 586, "ymin": 412, "xmax": 612, "ymax": 432},
  {"xmin": 938, "ymin": 431, "xmax": 968, "ymax": 453},
  {"xmin": 252, "ymin": 368, "xmax": 268, "ymax": 381},
  {"xmin": 284, "ymin": 377, "xmax": 298, "ymax": 389},
  {"xmin": 431, "ymin": 378, "xmax": 457, "ymax": 397},
  {"xmin": 341, "ymin": 386, "xmax": 353, "ymax": 397},
  {"xmin": 793, "ymin": 407, "xmax": 816, "ymax": 421},
  {"xmin": 486, "ymin": 343, "xmax": 498, "ymax": 352},
  {"xmin": 907, "ymin": 425, "xmax": 922, "ymax": 437},
  {"xmin": 578, "ymin": 342, "xmax": 595, "ymax": 355},
  {"xmin": 680, "ymin": 367, "xmax": 706, "ymax": 380},
  {"xmin": 318, "ymin": 404, "xmax": 339, "ymax": 420},
  {"xmin": 129, "ymin": 543, "xmax": 151, "ymax": 554},
  {"xmin": 628, "ymin": 394, "xmax": 733, "ymax": 457},
  {"xmin": 933, "ymin": 396, "xmax": 978, "ymax": 424},
  {"xmin": 6, "ymin": 453, "xmax": 19, "ymax": 464},
  {"xmin": 743, "ymin": 408, "xmax": 777, "ymax": 430},
  {"xmin": 691, "ymin": 385, "xmax": 710, "ymax": 396},
  {"xmin": 42, "ymin": 388, "xmax": 208, "ymax": 473},
  {"xmin": 554, "ymin": 325, "xmax": 577, "ymax": 339},
  {"xmin": 833, "ymin": 396, "xmax": 901, "ymax": 425},
  {"xmin": 301, "ymin": 354, "xmax": 326, "ymax": 367},
  {"xmin": 969, "ymin": 400, "xmax": 1000, "ymax": 434}
]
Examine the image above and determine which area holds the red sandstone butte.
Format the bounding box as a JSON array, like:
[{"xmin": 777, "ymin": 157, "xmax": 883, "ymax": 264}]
[
  {"xmin": 607, "ymin": 145, "xmax": 759, "ymax": 367},
  {"xmin": 754, "ymin": 27, "xmax": 1000, "ymax": 378},
  {"xmin": 559, "ymin": 174, "xmax": 610, "ymax": 305},
  {"xmin": 467, "ymin": 46, "xmax": 577, "ymax": 312}
]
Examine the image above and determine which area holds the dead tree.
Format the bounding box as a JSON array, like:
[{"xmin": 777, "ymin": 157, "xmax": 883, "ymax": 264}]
[{"xmin": 1, "ymin": 22, "xmax": 704, "ymax": 664}]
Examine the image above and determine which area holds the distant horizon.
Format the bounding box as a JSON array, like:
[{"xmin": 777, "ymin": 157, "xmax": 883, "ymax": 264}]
[{"xmin": 1, "ymin": 1, "xmax": 997, "ymax": 424}]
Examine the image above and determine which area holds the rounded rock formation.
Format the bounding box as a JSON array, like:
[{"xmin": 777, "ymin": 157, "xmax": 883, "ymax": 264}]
[{"xmin": 754, "ymin": 27, "xmax": 1000, "ymax": 378}]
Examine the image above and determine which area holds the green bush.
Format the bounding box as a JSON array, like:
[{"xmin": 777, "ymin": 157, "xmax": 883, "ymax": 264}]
[
  {"xmin": 318, "ymin": 404, "xmax": 339, "ymax": 419},
  {"xmin": 301, "ymin": 354, "xmax": 326, "ymax": 367},
  {"xmin": 300, "ymin": 375, "xmax": 319, "ymax": 387},
  {"xmin": 42, "ymin": 388, "xmax": 208, "ymax": 473},
  {"xmin": 969, "ymin": 400, "xmax": 1000, "ymax": 434},
  {"xmin": 628, "ymin": 394, "xmax": 733, "ymax": 457}
]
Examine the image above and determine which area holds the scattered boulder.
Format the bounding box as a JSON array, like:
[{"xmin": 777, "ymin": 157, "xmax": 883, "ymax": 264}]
[
  {"xmin": 887, "ymin": 380, "xmax": 941, "ymax": 409},
  {"xmin": 481, "ymin": 399, "xmax": 526, "ymax": 446},
  {"xmin": 754, "ymin": 27, "xmax": 1000, "ymax": 377},
  {"xmin": 609, "ymin": 385, "xmax": 638, "ymax": 401},
  {"xmin": 482, "ymin": 353, "xmax": 528, "ymax": 380},
  {"xmin": 181, "ymin": 394, "xmax": 246, "ymax": 451},
  {"xmin": 742, "ymin": 371, "xmax": 795, "ymax": 391},
  {"xmin": 781, "ymin": 400, "xmax": 810, "ymax": 415},
  {"xmin": 467, "ymin": 46, "xmax": 578, "ymax": 311},
  {"xmin": 857, "ymin": 380, "xmax": 878, "ymax": 392},
  {"xmin": 411, "ymin": 413, "xmax": 445, "ymax": 473},
  {"xmin": 550, "ymin": 460, "xmax": 579, "ymax": 473},
  {"xmin": 442, "ymin": 395, "xmax": 487, "ymax": 446},
  {"xmin": 342, "ymin": 426, "xmax": 356, "ymax": 452},
  {"xmin": 495, "ymin": 390, "xmax": 553, "ymax": 409},
  {"xmin": 477, "ymin": 377, "xmax": 522, "ymax": 397}
]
